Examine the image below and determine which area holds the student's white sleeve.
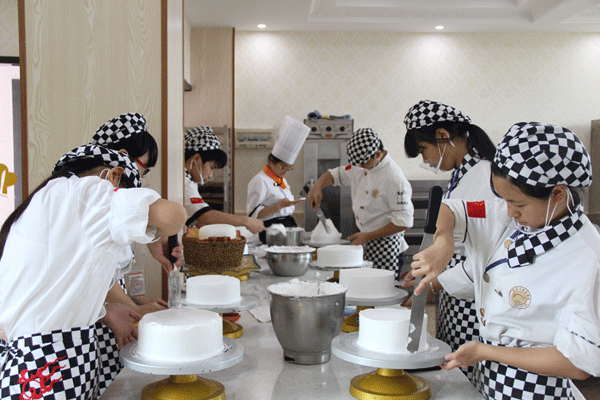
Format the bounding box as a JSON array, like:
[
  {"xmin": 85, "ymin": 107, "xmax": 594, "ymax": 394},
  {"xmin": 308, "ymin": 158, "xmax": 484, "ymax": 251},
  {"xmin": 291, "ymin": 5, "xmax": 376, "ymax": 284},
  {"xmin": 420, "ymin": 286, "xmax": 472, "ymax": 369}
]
[
  {"xmin": 438, "ymin": 258, "xmax": 476, "ymax": 301},
  {"xmin": 110, "ymin": 187, "xmax": 161, "ymax": 245},
  {"xmin": 329, "ymin": 166, "xmax": 351, "ymax": 187},
  {"xmin": 388, "ymin": 178, "xmax": 413, "ymax": 228}
]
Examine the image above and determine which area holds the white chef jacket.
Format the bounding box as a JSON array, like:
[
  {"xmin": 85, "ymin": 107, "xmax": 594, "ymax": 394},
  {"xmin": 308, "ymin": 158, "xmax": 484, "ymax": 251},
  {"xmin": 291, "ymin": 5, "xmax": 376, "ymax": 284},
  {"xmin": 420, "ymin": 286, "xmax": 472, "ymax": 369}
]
[
  {"xmin": 0, "ymin": 175, "xmax": 160, "ymax": 341},
  {"xmin": 444, "ymin": 159, "xmax": 496, "ymax": 298},
  {"xmin": 246, "ymin": 170, "xmax": 294, "ymax": 220},
  {"xmin": 329, "ymin": 156, "xmax": 413, "ymax": 251},
  {"xmin": 184, "ymin": 174, "xmax": 211, "ymax": 224},
  {"xmin": 439, "ymin": 197, "xmax": 600, "ymax": 376}
]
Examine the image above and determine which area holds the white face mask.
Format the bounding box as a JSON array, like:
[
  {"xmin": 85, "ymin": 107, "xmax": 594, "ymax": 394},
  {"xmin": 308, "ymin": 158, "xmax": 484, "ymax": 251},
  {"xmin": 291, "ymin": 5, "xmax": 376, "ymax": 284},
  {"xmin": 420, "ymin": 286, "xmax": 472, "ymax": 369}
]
[
  {"xmin": 191, "ymin": 159, "xmax": 214, "ymax": 186},
  {"xmin": 512, "ymin": 196, "xmax": 559, "ymax": 235},
  {"xmin": 419, "ymin": 141, "xmax": 449, "ymax": 175},
  {"xmin": 99, "ymin": 167, "xmax": 121, "ymax": 188}
]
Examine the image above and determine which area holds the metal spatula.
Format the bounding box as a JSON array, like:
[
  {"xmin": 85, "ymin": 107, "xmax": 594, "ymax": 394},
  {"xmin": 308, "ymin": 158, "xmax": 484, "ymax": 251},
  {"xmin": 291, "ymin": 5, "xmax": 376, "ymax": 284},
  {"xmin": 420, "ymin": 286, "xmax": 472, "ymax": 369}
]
[{"xmin": 316, "ymin": 208, "xmax": 331, "ymax": 233}]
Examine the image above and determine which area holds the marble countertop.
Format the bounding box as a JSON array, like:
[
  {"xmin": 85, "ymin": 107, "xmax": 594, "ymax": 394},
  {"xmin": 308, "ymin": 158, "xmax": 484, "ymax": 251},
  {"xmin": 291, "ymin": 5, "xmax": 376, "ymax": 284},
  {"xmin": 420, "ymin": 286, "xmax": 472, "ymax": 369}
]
[{"xmin": 100, "ymin": 251, "xmax": 483, "ymax": 400}]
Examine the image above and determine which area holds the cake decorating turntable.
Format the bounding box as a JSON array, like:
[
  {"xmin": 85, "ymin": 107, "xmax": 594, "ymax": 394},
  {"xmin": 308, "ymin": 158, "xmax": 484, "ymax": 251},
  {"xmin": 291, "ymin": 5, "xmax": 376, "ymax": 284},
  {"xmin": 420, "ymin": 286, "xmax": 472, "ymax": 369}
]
[
  {"xmin": 308, "ymin": 259, "xmax": 373, "ymax": 283},
  {"xmin": 332, "ymin": 333, "xmax": 451, "ymax": 400},
  {"xmin": 121, "ymin": 337, "xmax": 244, "ymax": 400},
  {"xmin": 341, "ymin": 289, "xmax": 409, "ymax": 332}
]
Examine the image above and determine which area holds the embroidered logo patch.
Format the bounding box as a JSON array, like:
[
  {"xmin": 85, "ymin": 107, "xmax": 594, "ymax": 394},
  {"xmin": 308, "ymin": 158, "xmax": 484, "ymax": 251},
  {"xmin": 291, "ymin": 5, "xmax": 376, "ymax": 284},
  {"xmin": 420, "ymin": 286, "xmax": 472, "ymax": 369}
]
[
  {"xmin": 509, "ymin": 286, "xmax": 531, "ymax": 309},
  {"xmin": 467, "ymin": 201, "xmax": 486, "ymax": 218},
  {"xmin": 190, "ymin": 197, "xmax": 204, "ymax": 204}
]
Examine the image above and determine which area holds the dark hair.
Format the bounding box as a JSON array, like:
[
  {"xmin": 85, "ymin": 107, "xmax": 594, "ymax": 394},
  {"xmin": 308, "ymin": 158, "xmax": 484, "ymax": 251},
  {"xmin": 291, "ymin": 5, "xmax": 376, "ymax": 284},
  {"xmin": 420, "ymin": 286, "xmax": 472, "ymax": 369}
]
[
  {"xmin": 102, "ymin": 132, "xmax": 159, "ymax": 167},
  {"xmin": 490, "ymin": 163, "xmax": 581, "ymax": 205},
  {"xmin": 0, "ymin": 159, "xmax": 132, "ymax": 259},
  {"xmin": 404, "ymin": 121, "xmax": 496, "ymax": 162},
  {"xmin": 185, "ymin": 149, "xmax": 227, "ymax": 169}
]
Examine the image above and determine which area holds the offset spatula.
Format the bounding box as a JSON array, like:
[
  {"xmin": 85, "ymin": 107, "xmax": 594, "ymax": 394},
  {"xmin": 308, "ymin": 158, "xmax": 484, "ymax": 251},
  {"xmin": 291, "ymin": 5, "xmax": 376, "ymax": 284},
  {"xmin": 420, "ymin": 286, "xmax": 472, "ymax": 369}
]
[
  {"xmin": 407, "ymin": 185, "xmax": 444, "ymax": 353},
  {"xmin": 316, "ymin": 208, "xmax": 331, "ymax": 233}
]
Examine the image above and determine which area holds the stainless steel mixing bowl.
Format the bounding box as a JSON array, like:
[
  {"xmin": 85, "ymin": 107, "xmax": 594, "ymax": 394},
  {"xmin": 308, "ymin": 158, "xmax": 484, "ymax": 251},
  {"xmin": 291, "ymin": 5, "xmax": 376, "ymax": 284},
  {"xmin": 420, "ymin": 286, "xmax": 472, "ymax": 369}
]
[
  {"xmin": 266, "ymin": 227, "xmax": 304, "ymax": 246},
  {"xmin": 265, "ymin": 248, "xmax": 314, "ymax": 276},
  {"xmin": 269, "ymin": 283, "xmax": 346, "ymax": 364}
]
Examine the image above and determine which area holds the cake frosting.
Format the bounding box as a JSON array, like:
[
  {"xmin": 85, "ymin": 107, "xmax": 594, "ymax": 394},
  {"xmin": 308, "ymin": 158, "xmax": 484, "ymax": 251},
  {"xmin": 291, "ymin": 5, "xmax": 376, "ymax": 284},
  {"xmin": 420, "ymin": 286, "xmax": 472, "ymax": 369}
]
[
  {"xmin": 310, "ymin": 219, "xmax": 340, "ymax": 244},
  {"xmin": 268, "ymin": 279, "xmax": 347, "ymax": 297},
  {"xmin": 357, "ymin": 308, "xmax": 429, "ymax": 354},
  {"xmin": 137, "ymin": 308, "xmax": 224, "ymax": 362},
  {"xmin": 317, "ymin": 245, "xmax": 363, "ymax": 267},
  {"xmin": 339, "ymin": 268, "xmax": 397, "ymax": 299},
  {"xmin": 186, "ymin": 275, "xmax": 241, "ymax": 305},
  {"xmin": 197, "ymin": 224, "xmax": 237, "ymax": 239}
]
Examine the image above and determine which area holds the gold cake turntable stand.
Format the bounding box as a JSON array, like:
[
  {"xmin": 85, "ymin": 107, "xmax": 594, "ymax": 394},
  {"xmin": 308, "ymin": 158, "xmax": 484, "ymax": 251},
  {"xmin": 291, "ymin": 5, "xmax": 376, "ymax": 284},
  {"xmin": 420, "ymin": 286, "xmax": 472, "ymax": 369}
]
[
  {"xmin": 121, "ymin": 338, "xmax": 244, "ymax": 400},
  {"xmin": 331, "ymin": 334, "xmax": 451, "ymax": 400},
  {"xmin": 182, "ymin": 295, "xmax": 258, "ymax": 339},
  {"xmin": 341, "ymin": 289, "xmax": 409, "ymax": 332}
]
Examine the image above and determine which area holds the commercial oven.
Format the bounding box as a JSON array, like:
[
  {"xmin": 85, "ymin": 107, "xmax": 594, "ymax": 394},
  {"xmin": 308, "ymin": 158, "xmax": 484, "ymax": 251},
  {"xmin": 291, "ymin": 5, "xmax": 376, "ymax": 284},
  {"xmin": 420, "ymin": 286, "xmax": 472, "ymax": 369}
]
[{"xmin": 302, "ymin": 118, "xmax": 358, "ymax": 238}]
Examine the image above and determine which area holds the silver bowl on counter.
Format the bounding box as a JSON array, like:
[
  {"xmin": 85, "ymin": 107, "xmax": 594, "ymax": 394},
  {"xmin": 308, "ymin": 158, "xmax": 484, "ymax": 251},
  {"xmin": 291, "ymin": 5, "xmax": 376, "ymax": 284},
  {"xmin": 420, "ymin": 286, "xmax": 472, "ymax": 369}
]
[
  {"xmin": 268, "ymin": 280, "xmax": 347, "ymax": 365},
  {"xmin": 265, "ymin": 246, "xmax": 315, "ymax": 277},
  {"xmin": 266, "ymin": 227, "xmax": 305, "ymax": 246}
]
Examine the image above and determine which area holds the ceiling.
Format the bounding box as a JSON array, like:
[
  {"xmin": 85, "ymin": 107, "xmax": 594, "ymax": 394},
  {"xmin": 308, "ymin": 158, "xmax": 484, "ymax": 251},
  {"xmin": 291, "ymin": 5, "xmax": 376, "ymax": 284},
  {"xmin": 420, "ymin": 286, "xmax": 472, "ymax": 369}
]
[{"xmin": 184, "ymin": 0, "xmax": 600, "ymax": 33}]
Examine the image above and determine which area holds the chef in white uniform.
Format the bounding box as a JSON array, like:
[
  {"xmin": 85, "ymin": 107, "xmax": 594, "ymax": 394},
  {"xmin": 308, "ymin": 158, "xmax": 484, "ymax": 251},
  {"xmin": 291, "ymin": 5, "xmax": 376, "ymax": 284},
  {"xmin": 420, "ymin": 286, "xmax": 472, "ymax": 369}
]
[
  {"xmin": 246, "ymin": 116, "xmax": 310, "ymax": 243},
  {"xmin": 410, "ymin": 122, "xmax": 600, "ymax": 400},
  {"xmin": 307, "ymin": 128, "xmax": 414, "ymax": 279},
  {"xmin": 0, "ymin": 144, "xmax": 186, "ymax": 399},
  {"xmin": 403, "ymin": 100, "xmax": 498, "ymax": 381},
  {"xmin": 184, "ymin": 126, "xmax": 264, "ymax": 234}
]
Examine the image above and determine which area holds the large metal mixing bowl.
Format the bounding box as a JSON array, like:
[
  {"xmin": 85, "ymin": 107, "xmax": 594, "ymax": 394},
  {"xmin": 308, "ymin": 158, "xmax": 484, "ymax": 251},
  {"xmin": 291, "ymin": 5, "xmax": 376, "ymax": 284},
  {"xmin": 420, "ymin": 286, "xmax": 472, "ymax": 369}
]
[
  {"xmin": 266, "ymin": 227, "xmax": 304, "ymax": 246},
  {"xmin": 265, "ymin": 249, "xmax": 314, "ymax": 277},
  {"xmin": 269, "ymin": 282, "xmax": 346, "ymax": 364}
]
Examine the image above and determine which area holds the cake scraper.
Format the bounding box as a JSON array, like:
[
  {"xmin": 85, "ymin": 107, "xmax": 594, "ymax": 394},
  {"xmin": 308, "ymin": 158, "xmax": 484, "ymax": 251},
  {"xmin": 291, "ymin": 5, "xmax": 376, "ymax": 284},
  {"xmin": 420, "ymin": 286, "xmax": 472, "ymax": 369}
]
[
  {"xmin": 167, "ymin": 234, "xmax": 183, "ymax": 308},
  {"xmin": 407, "ymin": 185, "xmax": 443, "ymax": 353}
]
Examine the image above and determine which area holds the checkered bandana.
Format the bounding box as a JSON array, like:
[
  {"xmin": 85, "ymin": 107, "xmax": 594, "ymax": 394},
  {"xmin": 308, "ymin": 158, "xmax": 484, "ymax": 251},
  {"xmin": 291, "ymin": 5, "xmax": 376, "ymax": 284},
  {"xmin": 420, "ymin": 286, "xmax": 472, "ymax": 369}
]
[
  {"xmin": 91, "ymin": 113, "xmax": 148, "ymax": 145},
  {"xmin": 404, "ymin": 100, "xmax": 471, "ymax": 130},
  {"xmin": 507, "ymin": 204, "xmax": 584, "ymax": 267},
  {"xmin": 446, "ymin": 147, "xmax": 482, "ymax": 198},
  {"xmin": 185, "ymin": 126, "xmax": 221, "ymax": 151},
  {"xmin": 52, "ymin": 144, "xmax": 142, "ymax": 188},
  {"xmin": 346, "ymin": 128, "xmax": 382, "ymax": 166},
  {"xmin": 494, "ymin": 122, "xmax": 592, "ymax": 189}
]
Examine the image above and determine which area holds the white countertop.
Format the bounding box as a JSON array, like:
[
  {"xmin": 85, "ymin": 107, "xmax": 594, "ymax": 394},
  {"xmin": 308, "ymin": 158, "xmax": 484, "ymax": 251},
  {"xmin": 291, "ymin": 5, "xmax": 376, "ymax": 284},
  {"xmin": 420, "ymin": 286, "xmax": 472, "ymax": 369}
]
[{"xmin": 100, "ymin": 250, "xmax": 483, "ymax": 400}]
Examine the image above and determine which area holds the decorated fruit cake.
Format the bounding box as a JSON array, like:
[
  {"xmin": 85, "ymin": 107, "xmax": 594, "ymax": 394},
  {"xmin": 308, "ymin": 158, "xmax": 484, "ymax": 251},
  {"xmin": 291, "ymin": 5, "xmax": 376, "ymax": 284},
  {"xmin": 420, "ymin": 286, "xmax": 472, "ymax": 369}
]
[
  {"xmin": 357, "ymin": 307, "xmax": 429, "ymax": 354},
  {"xmin": 137, "ymin": 308, "xmax": 224, "ymax": 362},
  {"xmin": 186, "ymin": 275, "xmax": 241, "ymax": 305},
  {"xmin": 183, "ymin": 224, "xmax": 246, "ymax": 274},
  {"xmin": 339, "ymin": 268, "xmax": 397, "ymax": 299}
]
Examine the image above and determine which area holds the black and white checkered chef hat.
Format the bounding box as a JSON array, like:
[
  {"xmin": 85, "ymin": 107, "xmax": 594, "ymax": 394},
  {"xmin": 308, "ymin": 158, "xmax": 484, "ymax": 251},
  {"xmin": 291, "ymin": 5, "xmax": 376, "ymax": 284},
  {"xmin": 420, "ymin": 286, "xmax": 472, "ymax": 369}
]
[
  {"xmin": 184, "ymin": 126, "xmax": 221, "ymax": 151},
  {"xmin": 494, "ymin": 122, "xmax": 592, "ymax": 188},
  {"xmin": 346, "ymin": 128, "xmax": 382, "ymax": 166},
  {"xmin": 53, "ymin": 144, "xmax": 142, "ymax": 188},
  {"xmin": 404, "ymin": 100, "xmax": 471, "ymax": 130},
  {"xmin": 91, "ymin": 113, "xmax": 148, "ymax": 146}
]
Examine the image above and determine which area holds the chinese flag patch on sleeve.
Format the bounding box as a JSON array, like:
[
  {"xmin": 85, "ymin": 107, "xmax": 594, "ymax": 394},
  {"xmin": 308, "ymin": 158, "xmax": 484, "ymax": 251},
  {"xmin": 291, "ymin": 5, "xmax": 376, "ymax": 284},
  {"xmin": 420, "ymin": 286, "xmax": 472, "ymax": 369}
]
[
  {"xmin": 466, "ymin": 201, "xmax": 486, "ymax": 218},
  {"xmin": 345, "ymin": 164, "xmax": 352, "ymax": 171},
  {"xmin": 190, "ymin": 197, "xmax": 204, "ymax": 204}
]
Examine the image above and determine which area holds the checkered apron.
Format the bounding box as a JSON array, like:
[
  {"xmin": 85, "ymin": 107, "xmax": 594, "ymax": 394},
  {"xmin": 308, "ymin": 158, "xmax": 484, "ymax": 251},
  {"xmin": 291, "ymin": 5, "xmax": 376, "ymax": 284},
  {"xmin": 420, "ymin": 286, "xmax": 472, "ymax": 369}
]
[
  {"xmin": 1, "ymin": 326, "xmax": 100, "ymax": 400},
  {"xmin": 364, "ymin": 233, "xmax": 404, "ymax": 280},
  {"xmin": 473, "ymin": 339, "xmax": 575, "ymax": 400},
  {"xmin": 94, "ymin": 278, "xmax": 127, "ymax": 396},
  {"xmin": 436, "ymin": 254, "xmax": 479, "ymax": 382}
]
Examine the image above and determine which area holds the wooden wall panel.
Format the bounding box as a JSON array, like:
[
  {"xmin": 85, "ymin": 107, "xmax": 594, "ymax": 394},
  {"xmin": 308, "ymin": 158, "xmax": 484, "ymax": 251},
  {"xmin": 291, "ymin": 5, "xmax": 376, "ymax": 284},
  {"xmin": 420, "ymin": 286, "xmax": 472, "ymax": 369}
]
[{"xmin": 24, "ymin": 0, "xmax": 162, "ymax": 190}]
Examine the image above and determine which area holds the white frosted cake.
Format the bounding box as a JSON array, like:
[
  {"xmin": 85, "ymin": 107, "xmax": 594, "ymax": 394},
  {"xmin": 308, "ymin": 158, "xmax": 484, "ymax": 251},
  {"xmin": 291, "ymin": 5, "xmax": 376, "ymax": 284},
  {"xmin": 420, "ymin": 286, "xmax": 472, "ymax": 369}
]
[
  {"xmin": 197, "ymin": 224, "xmax": 237, "ymax": 239},
  {"xmin": 317, "ymin": 245, "xmax": 364, "ymax": 267},
  {"xmin": 310, "ymin": 219, "xmax": 340, "ymax": 244},
  {"xmin": 137, "ymin": 308, "xmax": 224, "ymax": 362},
  {"xmin": 339, "ymin": 268, "xmax": 397, "ymax": 299},
  {"xmin": 357, "ymin": 308, "xmax": 429, "ymax": 354},
  {"xmin": 186, "ymin": 275, "xmax": 241, "ymax": 305}
]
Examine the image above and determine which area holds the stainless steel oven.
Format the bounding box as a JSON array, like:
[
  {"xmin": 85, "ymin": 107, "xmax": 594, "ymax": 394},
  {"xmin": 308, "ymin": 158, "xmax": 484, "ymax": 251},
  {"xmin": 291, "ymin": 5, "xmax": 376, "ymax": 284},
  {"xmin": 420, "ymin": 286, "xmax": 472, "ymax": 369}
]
[{"xmin": 302, "ymin": 119, "xmax": 358, "ymax": 238}]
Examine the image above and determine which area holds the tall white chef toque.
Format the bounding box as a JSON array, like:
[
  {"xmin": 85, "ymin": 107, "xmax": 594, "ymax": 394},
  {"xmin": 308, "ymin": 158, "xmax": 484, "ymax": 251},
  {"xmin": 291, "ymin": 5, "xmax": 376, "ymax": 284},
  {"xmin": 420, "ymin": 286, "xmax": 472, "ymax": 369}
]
[{"xmin": 271, "ymin": 116, "xmax": 310, "ymax": 164}]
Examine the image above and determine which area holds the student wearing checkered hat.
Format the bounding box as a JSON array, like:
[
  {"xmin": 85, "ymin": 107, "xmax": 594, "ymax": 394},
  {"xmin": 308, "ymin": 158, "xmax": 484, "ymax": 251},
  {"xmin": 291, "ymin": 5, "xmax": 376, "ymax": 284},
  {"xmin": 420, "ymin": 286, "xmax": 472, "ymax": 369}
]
[
  {"xmin": 247, "ymin": 116, "xmax": 311, "ymax": 243},
  {"xmin": 307, "ymin": 128, "xmax": 414, "ymax": 279},
  {"xmin": 410, "ymin": 122, "xmax": 599, "ymax": 400},
  {"xmin": 0, "ymin": 144, "xmax": 186, "ymax": 399},
  {"xmin": 403, "ymin": 100, "xmax": 497, "ymax": 382},
  {"xmin": 184, "ymin": 126, "xmax": 265, "ymax": 233}
]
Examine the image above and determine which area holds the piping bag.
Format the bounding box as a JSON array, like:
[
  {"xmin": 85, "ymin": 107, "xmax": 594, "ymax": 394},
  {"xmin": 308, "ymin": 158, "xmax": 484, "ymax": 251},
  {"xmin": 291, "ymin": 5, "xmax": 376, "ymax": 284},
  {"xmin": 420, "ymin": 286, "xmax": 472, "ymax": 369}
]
[{"xmin": 167, "ymin": 234, "xmax": 183, "ymax": 308}]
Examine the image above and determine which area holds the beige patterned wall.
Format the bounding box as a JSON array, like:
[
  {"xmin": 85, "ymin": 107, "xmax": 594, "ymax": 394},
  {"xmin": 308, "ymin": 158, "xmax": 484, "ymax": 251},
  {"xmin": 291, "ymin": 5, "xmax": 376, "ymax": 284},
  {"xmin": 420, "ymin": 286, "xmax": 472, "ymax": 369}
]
[
  {"xmin": 0, "ymin": 0, "xmax": 18, "ymax": 57},
  {"xmin": 233, "ymin": 31, "xmax": 600, "ymax": 213}
]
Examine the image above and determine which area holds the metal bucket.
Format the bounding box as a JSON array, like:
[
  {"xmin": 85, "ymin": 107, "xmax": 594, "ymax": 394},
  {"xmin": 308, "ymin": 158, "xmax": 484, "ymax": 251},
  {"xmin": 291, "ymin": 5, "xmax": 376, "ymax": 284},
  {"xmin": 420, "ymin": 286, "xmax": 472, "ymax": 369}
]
[
  {"xmin": 266, "ymin": 227, "xmax": 304, "ymax": 246},
  {"xmin": 268, "ymin": 281, "xmax": 346, "ymax": 364}
]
